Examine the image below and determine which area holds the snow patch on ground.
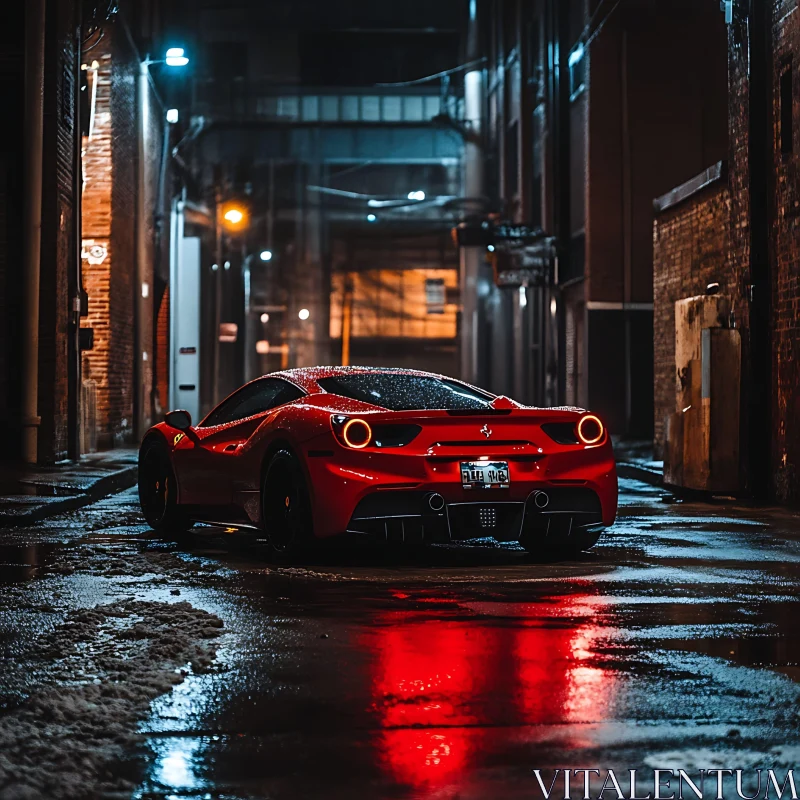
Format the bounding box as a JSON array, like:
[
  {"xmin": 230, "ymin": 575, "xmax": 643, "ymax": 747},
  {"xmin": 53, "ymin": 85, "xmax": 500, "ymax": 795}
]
[{"xmin": 0, "ymin": 599, "xmax": 223, "ymax": 800}]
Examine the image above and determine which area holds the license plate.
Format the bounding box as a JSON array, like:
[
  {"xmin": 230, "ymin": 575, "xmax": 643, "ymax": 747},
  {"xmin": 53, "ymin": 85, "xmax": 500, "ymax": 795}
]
[{"xmin": 460, "ymin": 461, "xmax": 510, "ymax": 489}]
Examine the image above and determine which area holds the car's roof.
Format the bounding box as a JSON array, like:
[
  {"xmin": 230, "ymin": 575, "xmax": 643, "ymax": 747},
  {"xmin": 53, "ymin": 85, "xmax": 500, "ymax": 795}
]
[{"xmin": 266, "ymin": 366, "xmax": 447, "ymax": 394}]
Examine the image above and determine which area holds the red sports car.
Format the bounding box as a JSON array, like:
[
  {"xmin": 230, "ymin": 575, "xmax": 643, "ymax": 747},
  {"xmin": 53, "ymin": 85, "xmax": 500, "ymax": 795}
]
[{"xmin": 138, "ymin": 367, "xmax": 617, "ymax": 555}]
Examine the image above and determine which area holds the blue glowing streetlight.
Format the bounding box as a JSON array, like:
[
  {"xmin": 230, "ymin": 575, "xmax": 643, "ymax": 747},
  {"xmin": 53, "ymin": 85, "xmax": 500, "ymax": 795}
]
[{"xmin": 165, "ymin": 47, "xmax": 189, "ymax": 67}]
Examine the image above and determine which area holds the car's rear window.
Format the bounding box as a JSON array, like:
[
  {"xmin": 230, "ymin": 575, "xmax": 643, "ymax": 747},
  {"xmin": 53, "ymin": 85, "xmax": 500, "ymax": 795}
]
[{"xmin": 317, "ymin": 373, "xmax": 493, "ymax": 411}]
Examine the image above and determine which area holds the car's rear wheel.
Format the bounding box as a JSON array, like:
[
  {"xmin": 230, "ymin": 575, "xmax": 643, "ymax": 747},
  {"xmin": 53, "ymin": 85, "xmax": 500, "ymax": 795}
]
[
  {"xmin": 138, "ymin": 438, "xmax": 192, "ymax": 533},
  {"xmin": 261, "ymin": 449, "xmax": 314, "ymax": 557}
]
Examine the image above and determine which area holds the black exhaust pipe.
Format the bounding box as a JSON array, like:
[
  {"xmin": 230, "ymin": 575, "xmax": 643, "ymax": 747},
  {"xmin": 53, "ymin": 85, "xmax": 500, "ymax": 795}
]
[
  {"xmin": 427, "ymin": 492, "xmax": 445, "ymax": 512},
  {"xmin": 533, "ymin": 491, "xmax": 549, "ymax": 509}
]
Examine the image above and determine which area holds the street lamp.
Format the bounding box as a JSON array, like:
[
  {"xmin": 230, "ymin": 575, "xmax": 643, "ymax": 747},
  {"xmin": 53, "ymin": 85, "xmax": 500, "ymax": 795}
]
[
  {"xmin": 221, "ymin": 204, "xmax": 248, "ymax": 230},
  {"xmin": 367, "ymin": 213, "xmax": 377, "ymax": 223},
  {"xmin": 166, "ymin": 108, "xmax": 179, "ymax": 124},
  {"xmin": 165, "ymin": 47, "xmax": 190, "ymax": 67},
  {"xmin": 135, "ymin": 46, "xmax": 190, "ymax": 437},
  {"xmin": 298, "ymin": 308, "xmax": 310, "ymax": 321},
  {"xmin": 259, "ymin": 249, "xmax": 273, "ymax": 262}
]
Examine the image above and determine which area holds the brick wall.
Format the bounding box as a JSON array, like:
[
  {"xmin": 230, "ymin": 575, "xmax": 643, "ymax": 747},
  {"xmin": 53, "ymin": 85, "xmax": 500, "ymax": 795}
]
[
  {"xmin": 652, "ymin": 182, "xmax": 730, "ymax": 455},
  {"xmin": 771, "ymin": 1, "xmax": 800, "ymax": 503},
  {"xmin": 80, "ymin": 17, "xmax": 166, "ymax": 448},
  {"xmin": 81, "ymin": 26, "xmax": 137, "ymax": 448}
]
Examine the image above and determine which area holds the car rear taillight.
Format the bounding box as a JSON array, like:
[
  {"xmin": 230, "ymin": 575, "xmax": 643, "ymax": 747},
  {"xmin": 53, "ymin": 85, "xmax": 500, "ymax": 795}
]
[
  {"xmin": 330, "ymin": 416, "xmax": 422, "ymax": 449},
  {"xmin": 331, "ymin": 415, "xmax": 372, "ymax": 448},
  {"xmin": 541, "ymin": 415, "xmax": 605, "ymax": 446},
  {"xmin": 577, "ymin": 414, "xmax": 604, "ymax": 445}
]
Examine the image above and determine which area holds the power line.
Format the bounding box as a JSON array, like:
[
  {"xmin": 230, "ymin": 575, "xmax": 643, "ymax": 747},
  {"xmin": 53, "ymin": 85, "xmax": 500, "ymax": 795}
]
[
  {"xmin": 581, "ymin": 0, "xmax": 610, "ymax": 43},
  {"xmin": 584, "ymin": 0, "xmax": 622, "ymax": 49},
  {"xmin": 375, "ymin": 57, "xmax": 486, "ymax": 88}
]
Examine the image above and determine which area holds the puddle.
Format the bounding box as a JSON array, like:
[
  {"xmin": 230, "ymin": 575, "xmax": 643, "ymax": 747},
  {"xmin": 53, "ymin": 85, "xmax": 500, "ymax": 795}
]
[
  {"xmin": 661, "ymin": 623, "xmax": 800, "ymax": 678},
  {"xmin": 0, "ymin": 542, "xmax": 61, "ymax": 581},
  {"xmin": 0, "ymin": 481, "xmax": 79, "ymax": 497}
]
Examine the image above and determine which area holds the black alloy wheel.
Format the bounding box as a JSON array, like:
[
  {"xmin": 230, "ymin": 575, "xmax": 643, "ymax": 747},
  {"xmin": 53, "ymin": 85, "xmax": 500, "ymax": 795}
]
[
  {"xmin": 261, "ymin": 449, "xmax": 314, "ymax": 557},
  {"xmin": 138, "ymin": 438, "xmax": 192, "ymax": 533}
]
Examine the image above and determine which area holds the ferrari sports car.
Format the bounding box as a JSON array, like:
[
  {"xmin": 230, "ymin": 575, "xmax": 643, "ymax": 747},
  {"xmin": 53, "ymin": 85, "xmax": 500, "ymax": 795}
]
[{"xmin": 138, "ymin": 367, "xmax": 617, "ymax": 555}]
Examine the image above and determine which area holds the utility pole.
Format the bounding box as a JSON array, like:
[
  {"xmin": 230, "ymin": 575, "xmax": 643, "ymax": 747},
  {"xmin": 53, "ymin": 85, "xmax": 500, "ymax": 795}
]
[
  {"xmin": 243, "ymin": 252, "xmax": 260, "ymax": 384},
  {"xmin": 459, "ymin": 0, "xmax": 484, "ymax": 385},
  {"xmin": 341, "ymin": 276, "xmax": 353, "ymax": 366},
  {"xmin": 21, "ymin": 0, "xmax": 46, "ymax": 463}
]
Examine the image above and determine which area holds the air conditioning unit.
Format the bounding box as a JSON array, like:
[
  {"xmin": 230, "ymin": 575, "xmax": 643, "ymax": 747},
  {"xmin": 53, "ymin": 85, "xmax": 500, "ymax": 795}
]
[{"xmin": 664, "ymin": 295, "xmax": 741, "ymax": 492}]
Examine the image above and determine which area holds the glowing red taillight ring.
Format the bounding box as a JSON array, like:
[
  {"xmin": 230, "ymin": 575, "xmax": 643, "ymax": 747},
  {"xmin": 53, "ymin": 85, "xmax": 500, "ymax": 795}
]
[
  {"xmin": 577, "ymin": 414, "xmax": 604, "ymax": 445},
  {"xmin": 342, "ymin": 418, "xmax": 372, "ymax": 449}
]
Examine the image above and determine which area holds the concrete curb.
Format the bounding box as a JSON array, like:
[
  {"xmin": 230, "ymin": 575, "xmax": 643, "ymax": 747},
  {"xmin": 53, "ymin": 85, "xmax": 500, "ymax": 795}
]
[{"xmin": 0, "ymin": 464, "xmax": 139, "ymax": 525}]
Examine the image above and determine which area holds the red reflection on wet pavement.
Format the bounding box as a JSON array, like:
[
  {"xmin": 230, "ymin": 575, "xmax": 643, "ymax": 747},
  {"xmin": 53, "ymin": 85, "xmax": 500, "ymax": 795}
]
[{"xmin": 364, "ymin": 592, "xmax": 611, "ymax": 790}]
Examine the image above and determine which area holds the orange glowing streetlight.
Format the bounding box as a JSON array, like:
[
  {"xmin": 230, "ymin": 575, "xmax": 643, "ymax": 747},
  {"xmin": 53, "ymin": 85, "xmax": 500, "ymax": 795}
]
[{"xmin": 221, "ymin": 203, "xmax": 248, "ymax": 230}]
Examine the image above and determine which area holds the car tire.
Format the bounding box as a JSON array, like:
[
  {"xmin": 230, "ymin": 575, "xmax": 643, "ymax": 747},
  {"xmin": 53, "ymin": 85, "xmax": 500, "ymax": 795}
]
[
  {"xmin": 261, "ymin": 449, "xmax": 314, "ymax": 557},
  {"xmin": 138, "ymin": 437, "xmax": 193, "ymax": 533}
]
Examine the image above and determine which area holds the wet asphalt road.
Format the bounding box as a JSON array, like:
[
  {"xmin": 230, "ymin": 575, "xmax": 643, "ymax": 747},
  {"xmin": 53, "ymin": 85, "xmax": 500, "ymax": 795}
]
[{"xmin": 2, "ymin": 477, "xmax": 800, "ymax": 799}]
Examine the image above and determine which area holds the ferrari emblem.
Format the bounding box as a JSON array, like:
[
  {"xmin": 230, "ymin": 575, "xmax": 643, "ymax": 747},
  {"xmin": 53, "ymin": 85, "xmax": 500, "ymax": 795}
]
[
  {"xmin": 481, "ymin": 424, "xmax": 492, "ymax": 439},
  {"xmin": 173, "ymin": 433, "xmax": 184, "ymax": 446}
]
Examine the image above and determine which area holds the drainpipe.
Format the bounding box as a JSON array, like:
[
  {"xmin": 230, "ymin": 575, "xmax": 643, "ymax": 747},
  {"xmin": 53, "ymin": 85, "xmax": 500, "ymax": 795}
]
[
  {"xmin": 746, "ymin": 1, "xmax": 772, "ymax": 500},
  {"xmin": 68, "ymin": 16, "xmax": 83, "ymax": 460},
  {"xmin": 21, "ymin": 0, "xmax": 46, "ymax": 463},
  {"xmin": 135, "ymin": 59, "xmax": 151, "ymax": 441},
  {"xmin": 459, "ymin": 0, "xmax": 484, "ymax": 385},
  {"xmin": 621, "ymin": 29, "xmax": 633, "ymax": 434},
  {"xmin": 212, "ymin": 185, "xmax": 223, "ymax": 406}
]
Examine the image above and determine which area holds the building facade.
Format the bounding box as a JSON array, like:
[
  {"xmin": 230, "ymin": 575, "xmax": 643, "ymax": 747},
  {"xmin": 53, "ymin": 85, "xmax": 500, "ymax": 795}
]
[
  {"xmin": 654, "ymin": 0, "xmax": 800, "ymax": 503},
  {"xmin": 473, "ymin": 0, "xmax": 727, "ymax": 435},
  {"xmin": 2, "ymin": 0, "xmax": 171, "ymax": 463}
]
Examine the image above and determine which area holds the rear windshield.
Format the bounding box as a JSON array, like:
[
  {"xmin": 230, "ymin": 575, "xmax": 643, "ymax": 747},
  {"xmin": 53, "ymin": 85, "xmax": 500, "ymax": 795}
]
[{"xmin": 317, "ymin": 374, "xmax": 493, "ymax": 411}]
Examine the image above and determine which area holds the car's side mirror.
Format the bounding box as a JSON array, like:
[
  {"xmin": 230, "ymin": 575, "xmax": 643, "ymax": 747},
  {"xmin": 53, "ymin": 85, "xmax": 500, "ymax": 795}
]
[{"xmin": 165, "ymin": 409, "xmax": 192, "ymax": 430}]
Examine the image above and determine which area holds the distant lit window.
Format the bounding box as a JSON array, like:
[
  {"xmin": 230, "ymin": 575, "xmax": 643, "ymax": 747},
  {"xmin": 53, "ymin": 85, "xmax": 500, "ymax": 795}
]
[
  {"xmin": 568, "ymin": 43, "xmax": 585, "ymax": 101},
  {"xmin": 781, "ymin": 59, "xmax": 793, "ymax": 156}
]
